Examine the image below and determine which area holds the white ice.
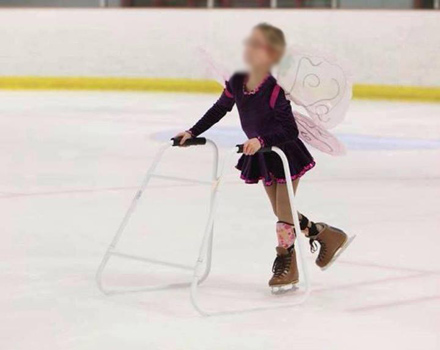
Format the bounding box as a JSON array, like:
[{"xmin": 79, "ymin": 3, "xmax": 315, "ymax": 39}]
[{"xmin": 0, "ymin": 91, "xmax": 439, "ymax": 350}]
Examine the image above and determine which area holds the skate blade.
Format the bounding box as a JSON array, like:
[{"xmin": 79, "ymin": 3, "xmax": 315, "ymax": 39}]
[
  {"xmin": 270, "ymin": 281, "xmax": 299, "ymax": 295},
  {"xmin": 321, "ymin": 235, "xmax": 356, "ymax": 271}
]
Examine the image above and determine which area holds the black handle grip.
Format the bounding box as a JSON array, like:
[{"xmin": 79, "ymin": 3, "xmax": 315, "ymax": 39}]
[
  {"xmin": 171, "ymin": 137, "xmax": 207, "ymax": 147},
  {"xmin": 236, "ymin": 144, "xmax": 272, "ymax": 154}
]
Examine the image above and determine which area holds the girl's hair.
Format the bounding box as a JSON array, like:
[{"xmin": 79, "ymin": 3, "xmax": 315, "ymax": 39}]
[{"xmin": 254, "ymin": 23, "xmax": 286, "ymax": 56}]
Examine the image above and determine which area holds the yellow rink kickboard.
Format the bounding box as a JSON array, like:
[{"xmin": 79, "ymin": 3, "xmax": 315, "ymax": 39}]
[{"xmin": 0, "ymin": 76, "xmax": 439, "ymax": 103}]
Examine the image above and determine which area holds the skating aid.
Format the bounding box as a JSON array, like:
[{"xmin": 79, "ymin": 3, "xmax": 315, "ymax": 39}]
[
  {"xmin": 96, "ymin": 137, "xmax": 218, "ymax": 296},
  {"xmin": 96, "ymin": 137, "xmax": 310, "ymax": 316}
]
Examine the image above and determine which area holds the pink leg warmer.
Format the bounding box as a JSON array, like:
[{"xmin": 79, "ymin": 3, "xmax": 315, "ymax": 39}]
[{"xmin": 276, "ymin": 221, "xmax": 296, "ymax": 249}]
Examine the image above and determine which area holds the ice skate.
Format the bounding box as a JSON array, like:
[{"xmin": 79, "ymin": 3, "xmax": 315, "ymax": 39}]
[
  {"xmin": 269, "ymin": 246, "xmax": 299, "ymax": 294},
  {"xmin": 310, "ymin": 224, "xmax": 356, "ymax": 270}
]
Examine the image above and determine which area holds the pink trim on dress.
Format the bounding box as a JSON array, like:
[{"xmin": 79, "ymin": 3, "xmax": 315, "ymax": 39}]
[
  {"xmin": 224, "ymin": 87, "xmax": 233, "ymax": 98},
  {"xmin": 270, "ymin": 85, "xmax": 281, "ymax": 109},
  {"xmin": 238, "ymin": 161, "xmax": 316, "ymax": 186},
  {"xmin": 257, "ymin": 136, "xmax": 265, "ymax": 147},
  {"xmin": 243, "ymin": 74, "xmax": 270, "ymax": 95}
]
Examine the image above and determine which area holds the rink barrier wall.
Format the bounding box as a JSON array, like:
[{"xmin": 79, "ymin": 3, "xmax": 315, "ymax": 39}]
[
  {"xmin": 0, "ymin": 77, "xmax": 439, "ymax": 102},
  {"xmin": 0, "ymin": 10, "xmax": 439, "ymax": 88}
]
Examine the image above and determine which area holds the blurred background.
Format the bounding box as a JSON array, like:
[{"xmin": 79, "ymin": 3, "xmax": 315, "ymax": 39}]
[{"xmin": 0, "ymin": 0, "xmax": 438, "ymax": 8}]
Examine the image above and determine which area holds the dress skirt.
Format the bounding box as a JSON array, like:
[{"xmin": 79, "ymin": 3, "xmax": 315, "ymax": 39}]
[{"xmin": 236, "ymin": 139, "xmax": 315, "ymax": 186}]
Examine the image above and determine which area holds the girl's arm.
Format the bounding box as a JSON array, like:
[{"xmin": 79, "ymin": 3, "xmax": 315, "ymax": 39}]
[
  {"xmin": 259, "ymin": 89, "xmax": 299, "ymax": 147},
  {"xmin": 174, "ymin": 83, "xmax": 235, "ymax": 145},
  {"xmin": 188, "ymin": 83, "xmax": 235, "ymax": 137}
]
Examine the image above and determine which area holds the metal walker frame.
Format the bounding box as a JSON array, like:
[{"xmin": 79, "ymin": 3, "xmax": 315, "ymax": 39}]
[{"xmin": 96, "ymin": 137, "xmax": 310, "ymax": 316}]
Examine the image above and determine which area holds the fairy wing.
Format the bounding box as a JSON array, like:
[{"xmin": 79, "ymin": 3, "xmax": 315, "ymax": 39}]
[
  {"xmin": 294, "ymin": 111, "xmax": 346, "ymax": 156},
  {"xmin": 197, "ymin": 47, "xmax": 232, "ymax": 88},
  {"xmin": 276, "ymin": 47, "xmax": 353, "ymax": 130}
]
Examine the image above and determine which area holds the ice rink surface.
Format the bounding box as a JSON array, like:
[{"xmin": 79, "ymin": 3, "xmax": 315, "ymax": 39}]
[{"xmin": 1, "ymin": 91, "xmax": 439, "ymax": 349}]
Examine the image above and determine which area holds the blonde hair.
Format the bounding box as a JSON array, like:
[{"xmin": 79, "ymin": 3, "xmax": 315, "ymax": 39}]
[{"xmin": 254, "ymin": 23, "xmax": 286, "ymax": 58}]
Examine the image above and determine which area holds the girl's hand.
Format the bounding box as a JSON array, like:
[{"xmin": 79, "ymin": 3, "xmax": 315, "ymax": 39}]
[
  {"xmin": 243, "ymin": 138, "xmax": 262, "ymax": 155},
  {"xmin": 174, "ymin": 131, "xmax": 192, "ymax": 146}
]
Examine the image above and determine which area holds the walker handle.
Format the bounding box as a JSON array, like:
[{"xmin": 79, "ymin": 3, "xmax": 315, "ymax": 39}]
[
  {"xmin": 171, "ymin": 137, "xmax": 207, "ymax": 147},
  {"xmin": 236, "ymin": 144, "xmax": 272, "ymax": 154}
]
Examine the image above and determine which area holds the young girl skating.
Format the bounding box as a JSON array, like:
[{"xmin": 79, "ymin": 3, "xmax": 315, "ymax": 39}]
[{"xmin": 175, "ymin": 23, "xmax": 353, "ymax": 290}]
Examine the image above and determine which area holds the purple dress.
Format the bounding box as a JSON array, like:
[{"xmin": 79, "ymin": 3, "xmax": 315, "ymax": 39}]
[{"xmin": 189, "ymin": 73, "xmax": 315, "ymax": 186}]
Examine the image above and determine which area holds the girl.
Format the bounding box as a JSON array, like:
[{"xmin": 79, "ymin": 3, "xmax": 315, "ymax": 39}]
[{"xmin": 175, "ymin": 23, "xmax": 351, "ymax": 290}]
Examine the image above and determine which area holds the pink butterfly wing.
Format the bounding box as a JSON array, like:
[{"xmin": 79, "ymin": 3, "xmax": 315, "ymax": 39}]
[
  {"xmin": 278, "ymin": 47, "xmax": 353, "ymax": 130},
  {"xmin": 294, "ymin": 111, "xmax": 346, "ymax": 156},
  {"xmin": 197, "ymin": 47, "xmax": 232, "ymax": 88}
]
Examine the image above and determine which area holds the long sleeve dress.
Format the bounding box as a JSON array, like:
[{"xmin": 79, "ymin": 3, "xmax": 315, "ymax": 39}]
[{"xmin": 188, "ymin": 73, "xmax": 315, "ymax": 186}]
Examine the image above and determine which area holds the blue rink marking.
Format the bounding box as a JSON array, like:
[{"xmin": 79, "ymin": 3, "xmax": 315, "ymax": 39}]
[{"xmin": 153, "ymin": 127, "xmax": 440, "ymax": 151}]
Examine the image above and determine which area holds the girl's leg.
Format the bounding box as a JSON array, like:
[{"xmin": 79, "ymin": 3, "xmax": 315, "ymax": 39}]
[
  {"xmin": 275, "ymin": 180, "xmax": 354, "ymax": 270},
  {"xmin": 264, "ymin": 179, "xmax": 299, "ymax": 289},
  {"xmin": 264, "ymin": 179, "xmax": 300, "ymax": 250},
  {"xmin": 275, "ymin": 180, "xmax": 323, "ymax": 237},
  {"xmin": 263, "ymin": 180, "xmax": 278, "ymax": 217},
  {"xmin": 275, "ymin": 179, "xmax": 299, "ymax": 225}
]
